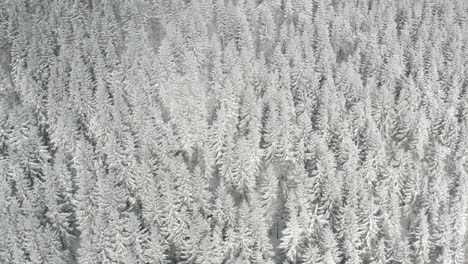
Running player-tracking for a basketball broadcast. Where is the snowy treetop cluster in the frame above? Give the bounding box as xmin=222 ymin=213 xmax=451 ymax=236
xmin=0 ymin=0 xmax=468 ymax=263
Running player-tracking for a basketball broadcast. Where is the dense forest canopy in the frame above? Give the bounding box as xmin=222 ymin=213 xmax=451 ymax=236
xmin=0 ymin=0 xmax=468 ymax=263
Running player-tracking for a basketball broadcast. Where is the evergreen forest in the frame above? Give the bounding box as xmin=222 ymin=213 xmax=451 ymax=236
xmin=0 ymin=0 xmax=468 ymax=263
